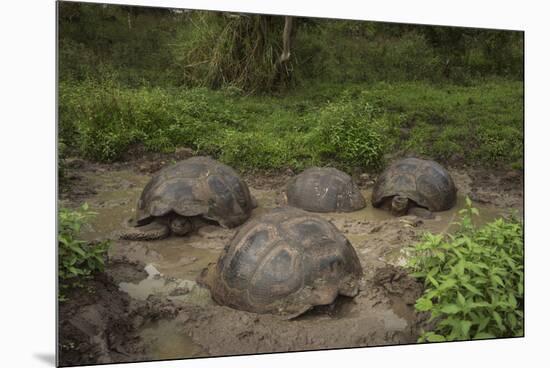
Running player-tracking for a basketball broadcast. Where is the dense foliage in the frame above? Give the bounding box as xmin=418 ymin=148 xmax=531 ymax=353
xmin=59 ymin=79 xmax=523 ymax=170
xmin=58 ymin=204 xmax=110 ymax=300
xmin=407 ymin=199 xmax=524 ymax=341
xmin=59 ymin=3 xmax=523 ymax=90
xmin=58 ymin=3 xmax=524 ymax=171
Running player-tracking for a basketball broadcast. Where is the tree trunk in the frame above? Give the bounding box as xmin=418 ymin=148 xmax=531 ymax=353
xmin=279 ymin=16 xmax=293 ymax=63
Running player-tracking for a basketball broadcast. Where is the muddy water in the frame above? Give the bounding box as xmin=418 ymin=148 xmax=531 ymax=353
xmin=75 ymin=170 xmax=505 ymax=281
xmin=139 ymin=319 xmax=206 ymax=360
xmin=67 ymin=167 xmax=512 ymax=360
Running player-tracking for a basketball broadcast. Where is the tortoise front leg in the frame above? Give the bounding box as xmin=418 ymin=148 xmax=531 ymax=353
xmin=119 ymin=219 xmax=170 ymax=241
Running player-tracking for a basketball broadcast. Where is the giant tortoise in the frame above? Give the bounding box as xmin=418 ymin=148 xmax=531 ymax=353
xmin=120 ymin=156 xmax=257 ymax=240
xmin=285 ymin=167 xmax=366 ymax=213
xmin=372 ymin=157 xmax=457 ymax=218
xmin=198 ymin=207 xmax=363 ymax=316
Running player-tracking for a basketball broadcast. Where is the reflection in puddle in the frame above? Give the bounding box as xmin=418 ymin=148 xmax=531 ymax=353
xmin=139 ymin=319 xmax=206 ymax=360
xmin=119 ymin=264 xmax=213 ymax=305
xmin=77 ymin=170 xmax=508 ymax=282
xmin=140 ymin=238 xmax=221 ymax=280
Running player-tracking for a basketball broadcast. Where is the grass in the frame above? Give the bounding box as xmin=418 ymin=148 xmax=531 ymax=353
xmin=359 ymin=80 xmax=524 ymax=167
xmin=59 ymin=78 xmax=523 ymax=172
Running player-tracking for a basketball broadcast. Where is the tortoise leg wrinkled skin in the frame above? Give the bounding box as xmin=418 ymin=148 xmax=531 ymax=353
xmin=169 ymin=216 xmax=193 ymax=236
xmin=250 ymin=195 xmax=259 ymax=209
xmin=119 ymin=219 xmax=170 ymax=241
xmin=408 ymin=206 xmax=435 ymax=219
xmin=390 ymin=195 xmax=410 ymax=216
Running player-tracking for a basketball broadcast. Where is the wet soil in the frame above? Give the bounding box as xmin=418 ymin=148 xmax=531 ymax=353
xmin=58 ymin=156 xmax=523 ymax=365
xmin=58 ymin=261 xmax=147 ymax=366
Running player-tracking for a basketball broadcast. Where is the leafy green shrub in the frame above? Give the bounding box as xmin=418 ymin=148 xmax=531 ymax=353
xmin=58 ymin=204 xmax=109 ymax=300
xmin=359 ymin=81 xmax=524 ymax=166
xmin=474 ymin=125 xmax=523 ymax=164
xmin=311 ymin=93 xmax=386 ymax=170
xmin=216 ymin=130 xmax=287 ymax=170
xmin=59 ymin=82 xmax=239 ymax=161
xmin=59 ymin=80 xmax=522 ymax=170
xmin=407 ymin=199 xmax=524 ymax=342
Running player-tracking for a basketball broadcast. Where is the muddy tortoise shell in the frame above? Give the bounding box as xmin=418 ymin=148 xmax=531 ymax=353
xmin=135 ymin=156 xmax=255 ymax=228
xmin=371 ymin=158 xmax=457 ymax=212
xmin=199 ymin=207 xmax=363 ymax=316
xmin=285 ymin=167 xmax=366 ymax=213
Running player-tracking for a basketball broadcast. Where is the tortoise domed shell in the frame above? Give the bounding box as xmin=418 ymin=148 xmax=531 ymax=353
xmin=285 ymin=167 xmax=366 ymax=213
xmin=372 ymin=158 xmax=457 ymax=212
xmin=198 ymin=207 xmax=363 ymax=316
xmin=136 ymin=156 xmax=255 ymax=228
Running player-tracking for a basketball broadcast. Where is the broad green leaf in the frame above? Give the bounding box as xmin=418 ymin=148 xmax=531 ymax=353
xmin=508 ymin=294 xmax=517 ymax=307
xmin=415 ymin=298 xmax=433 ymax=312
xmin=427 ymin=275 xmax=440 ymax=288
xmin=491 ymin=275 xmax=505 ymax=288
xmin=439 ymin=278 xmax=457 ymax=291
xmin=492 ymin=311 xmax=505 ymax=331
xmin=456 ymin=259 xmax=465 ymax=276
xmin=463 ymin=282 xmax=483 ymax=296
xmin=426 ymin=333 xmax=446 ymax=342
xmin=459 ymin=320 xmax=472 ymax=337
xmin=470 ymin=301 xmax=491 ymax=309
xmin=71 ymin=245 xmax=86 ymax=257
xmin=440 ymin=304 xmax=461 ymax=314
xmin=457 ymin=291 xmax=466 ymax=307
xmin=507 ymin=312 xmax=517 ymax=328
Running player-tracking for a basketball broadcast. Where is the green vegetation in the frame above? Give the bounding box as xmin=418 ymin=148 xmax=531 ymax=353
xmin=58 ymin=204 xmax=110 ymax=300
xmin=58 ymin=3 xmax=524 ymax=171
xmin=360 ymin=81 xmax=524 ymax=167
xmin=57 ymin=5 xmax=525 ymax=345
xmin=59 ymin=4 xmax=523 ymax=89
xmin=407 ymin=199 xmax=524 ymax=342
xmin=59 ymin=79 xmax=523 ymax=171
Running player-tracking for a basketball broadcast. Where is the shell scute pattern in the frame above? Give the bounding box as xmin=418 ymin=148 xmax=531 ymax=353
xmin=200 ymin=207 xmax=363 ymax=316
xmin=285 ymin=167 xmax=366 ymax=213
xmin=136 ymin=156 xmax=255 ymax=227
xmin=372 ymin=157 xmax=457 ymax=212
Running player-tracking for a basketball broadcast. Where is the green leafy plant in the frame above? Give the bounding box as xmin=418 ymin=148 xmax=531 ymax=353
xmin=58 ymin=203 xmax=110 ymax=300
xmin=311 ymin=93 xmax=386 ymax=170
xmin=407 ymin=198 xmax=524 ymax=342
xmin=59 ymin=80 xmax=523 ymax=170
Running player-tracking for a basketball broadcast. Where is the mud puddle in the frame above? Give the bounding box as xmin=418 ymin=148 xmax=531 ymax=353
xmin=139 ymin=319 xmax=206 ymax=360
xmin=119 ymin=264 xmax=213 ymax=305
xmin=69 ymin=169 xmax=508 ymax=275
xmin=60 ymin=161 xmax=522 ymax=362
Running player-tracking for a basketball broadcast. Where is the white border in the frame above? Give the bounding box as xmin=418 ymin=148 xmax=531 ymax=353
xmin=2 ymin=1 xmax=549 ymax=368
xmin=69 ymin=0 xmax=528 ymax=30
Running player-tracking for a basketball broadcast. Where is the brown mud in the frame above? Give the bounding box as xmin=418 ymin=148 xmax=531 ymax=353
xmin=58 ymin=155 xmax=523 ymax=365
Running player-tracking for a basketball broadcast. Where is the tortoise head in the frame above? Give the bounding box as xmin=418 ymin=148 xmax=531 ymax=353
xmin=169 ymin=216 xmax=193 ymax=236
xmin=196 ymin=262 xmax=218 ymax=289
xmin=391 ymin=195 xmax=409 ymax=216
